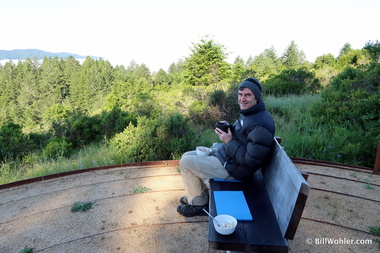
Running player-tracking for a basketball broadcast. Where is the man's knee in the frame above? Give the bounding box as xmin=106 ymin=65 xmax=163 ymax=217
xmin=179 ymin=155 xmax=195 ymax=170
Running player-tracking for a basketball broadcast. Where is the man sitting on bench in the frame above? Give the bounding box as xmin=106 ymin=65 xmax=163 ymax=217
xmin=177 ymin=78 xmax=276 ymax=217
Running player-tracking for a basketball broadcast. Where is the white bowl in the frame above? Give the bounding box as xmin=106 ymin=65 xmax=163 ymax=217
xmin=196 ymin=146 xmax=211 ymax=156
xmin=213 ymin=214 xmax=238 ymax=235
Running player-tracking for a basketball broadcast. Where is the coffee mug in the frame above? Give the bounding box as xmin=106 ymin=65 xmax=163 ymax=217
xmin=215 ymin=121 xmax=230 ymax=133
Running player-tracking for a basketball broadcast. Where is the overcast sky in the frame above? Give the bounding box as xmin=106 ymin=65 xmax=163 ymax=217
xmin=2 ymin=0 xmax=379 ymax=71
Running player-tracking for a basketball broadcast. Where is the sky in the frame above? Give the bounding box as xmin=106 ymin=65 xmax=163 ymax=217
xmin=1 ymin=0 xmax=379 ymax=72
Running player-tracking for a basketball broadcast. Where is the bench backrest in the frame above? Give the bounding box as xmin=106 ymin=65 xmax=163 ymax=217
xmin=261 ymin=138 xmax=310 ymax=240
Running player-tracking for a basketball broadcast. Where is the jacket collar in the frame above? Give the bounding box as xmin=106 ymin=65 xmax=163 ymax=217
xmin=240 ymin=100 xmax=266 ymax=116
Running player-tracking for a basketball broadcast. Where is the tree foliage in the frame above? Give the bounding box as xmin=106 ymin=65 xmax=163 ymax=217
xmin=111 ymin=113 xmax=196 ymax=162
xmin=0 ymin=38 xmax=378 ymax=169
xmin=264 ymin=67 xmax=320 ymax=96
xmin=282 ymin=41 xmax=306 ymax=68
xmin=364 ymin=40 xmax=380 ymax=63
xmin=248 ymin=47 xmax=283 ymax=81
xmin=0 ymin=122 xmax=40 ymax=160
xmin=182 ymin=37 xmax=232 ymax=86
xmin=338 ymin=43 xmax=353 ymax=58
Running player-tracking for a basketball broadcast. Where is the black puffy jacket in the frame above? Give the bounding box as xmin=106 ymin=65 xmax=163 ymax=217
xmin=214 ymin=101 xmax=275 ymax=180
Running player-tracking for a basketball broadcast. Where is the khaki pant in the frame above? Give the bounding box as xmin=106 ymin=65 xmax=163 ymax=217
xmin=179 ymin=151 xmax=234 ymax=206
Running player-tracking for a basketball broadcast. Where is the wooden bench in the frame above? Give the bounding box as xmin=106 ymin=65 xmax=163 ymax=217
xmin=207 ymin=137 xmax=310 ymax=253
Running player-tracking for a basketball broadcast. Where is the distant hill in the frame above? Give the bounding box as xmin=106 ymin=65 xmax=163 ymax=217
xmin=0 ymin=49 xmax=100 ymax=60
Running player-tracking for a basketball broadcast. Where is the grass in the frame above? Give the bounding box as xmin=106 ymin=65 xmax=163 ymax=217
xmin=133 ymin=186 xmax=152 ymax=193
xmin=19 ymin=248 xmax=34 ymax=253
xmin=70 ymin=201 xmax=95 ymax=212
xmin=0 ymin=141 xmax=115 ymax=185
xmin=369 ymin=226 xmax=380 ymax=249
xmin=369 ymin=226 xmax=380 ymax=235
xmin=364 ymin=184 xmax=375 ymax=190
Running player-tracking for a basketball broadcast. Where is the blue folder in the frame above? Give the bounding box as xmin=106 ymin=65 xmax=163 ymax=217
xmin=214 ymin=191 xmax=253 ymax=221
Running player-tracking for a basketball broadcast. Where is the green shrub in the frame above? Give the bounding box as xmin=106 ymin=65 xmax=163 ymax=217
xmin=188 ymin=100 xmax=208 ymax=124
xmin=98 ymin=106 xmax=137 ymax=137
xmin=110 ymin=113 xmax=197 ymax=163
xmin=70 ymin=115 xmax=101 ymax=147
xmin=43 ymin=103 xmax=70 ymax=125
xmin=110 ymin=117 xmax=158 ymax=163
xmin=315 ymin=64 xmax=379 ymax=127
xmin=43 ymin=136 xmax=72 ymax=159
xmin=264 ymin=67 xmax=320 ymax=96
xmin=310 ymin=63 xmax=379 ymax=167
xmin=52 ymin=107 xmax=137 ymax=149
xmin=0 ymin=122 xmax=40 ymax=161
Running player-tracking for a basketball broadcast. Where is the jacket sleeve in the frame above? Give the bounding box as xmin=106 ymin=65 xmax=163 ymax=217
xmin=226 ymin=125 xmax=274 ymax=168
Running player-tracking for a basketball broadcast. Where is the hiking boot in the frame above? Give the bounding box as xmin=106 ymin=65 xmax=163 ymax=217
xmin=179 ymin=196 xmax=188 ymax=205
xmin=177 ymin=204 xmax=208 ymax=217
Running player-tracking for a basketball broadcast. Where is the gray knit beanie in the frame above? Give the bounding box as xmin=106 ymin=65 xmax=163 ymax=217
xmin=238 ymin=78 xmax=262 ymax=102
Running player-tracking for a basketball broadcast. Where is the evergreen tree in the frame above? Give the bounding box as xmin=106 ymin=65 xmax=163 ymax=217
xmin=36 ymin=56 xmax=65 ymax=116
xmin=250 ymin=47 xmax=282 ymax=80
xmin=69 ymin=57 xmax=114 ymax=113
xmin=282 ymin=41 xmax=306 ymax=68
xmin=61 ymin=56 xmax=81 ymax=102
xmin=153 ymin=69 xmax=169 ymax=86
xmin=113 ymin=64 xmax=128 ymax=82
xmin=364 ymin=40 xmax=380 ymax=63
xmin=167 ymin=60 xmax=183 ymax=85
xmin=0 ymin=61 xmax=18 ymax=124
xmin=231 ymin=56 xmax=246 ymax=83
xmin=338 ymin=43 xmax=352 ymax=58
xmin=182 ymin=37 xmax=232 ymax=86
xmin=15 ymin=59 xmax=41 ymax=127
xmin=135 ymin=63 xmax=151 ymax=81
xmin=244 ymin=55 xmax=256 ymax=79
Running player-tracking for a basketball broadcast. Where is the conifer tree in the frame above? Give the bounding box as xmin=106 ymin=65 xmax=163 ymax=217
xmin=364 ymin=40 xmax=380 ymax=63
xmin=282 ymin=41 xmax=306 ymax=68
xmin=0 ymin=61 xmax=18 ymax=124
xmin=338 ymin=43 xmax=352 ymax=58
xmin=182 ymin=37 xmax=232 ymax=86
xmin=15 ymin=59 xmax=41 ymax=127
xmin=231 ymin=56 xmax=246 ymax=82
xmin=37 ymin=56 xmax=65 ymax=114
xmin=69 ymin=57 xmax=114 ymax=113
xmin=250 ymin=47 xmax=282 ymax=80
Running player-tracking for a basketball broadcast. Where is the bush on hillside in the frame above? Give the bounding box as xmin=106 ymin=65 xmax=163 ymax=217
xmin=264 ymin=67 xmax=321 ymax=96
xmin=110 ymin=113 xmax=196 ymax=163
xmin=43 ymin=136 xmax=72 ymax=159
xmin=50 ymin=107 xmax=137 ymax=148
xmin=312 ymin=63 xmax=379 ymax=127
xmin=0 ymin=122 xmax=40 ymax=161
xmin=311 ymin=63 xmax=380 ymax=167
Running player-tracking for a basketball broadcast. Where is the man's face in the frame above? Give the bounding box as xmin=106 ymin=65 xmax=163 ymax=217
xmin=238 ymin=88 xmax=257 ymax=111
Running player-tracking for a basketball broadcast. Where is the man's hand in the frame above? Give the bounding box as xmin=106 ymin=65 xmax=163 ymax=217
xmin=215 ymin=127 xmax=232 ymax=145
